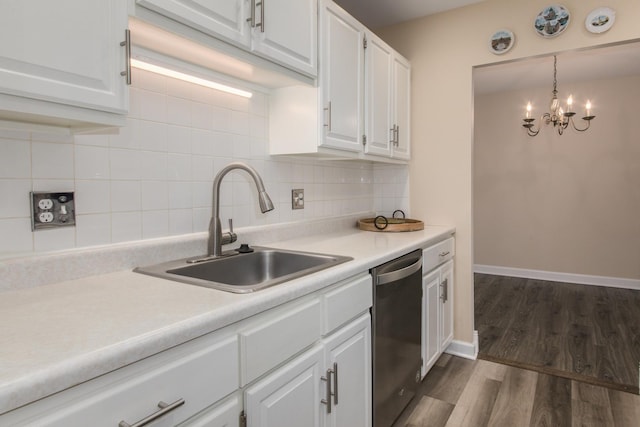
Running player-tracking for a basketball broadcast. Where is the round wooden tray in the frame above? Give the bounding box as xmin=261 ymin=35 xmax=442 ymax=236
xmin=358 ymin=217 xmax=424 ymax=232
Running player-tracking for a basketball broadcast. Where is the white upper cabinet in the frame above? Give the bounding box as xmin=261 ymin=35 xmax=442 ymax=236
xmin=0 ymin=0 xmax=129 ymax=127
xmin=136 ymin=0 xmax=317 ymax=78
xmin=392 ymin=53 xmax=411 ymax=160
xmin=319 ymin=0 xmax=365 ymax=152
xmin=269 ymin=0 xmax=410 ymax=163
xmin=136 ymin=0 xmax=251 ymax=46
xmin=364 ymin=33 xmax=410 ymax=160
xmin=250 ymin=0 xmax=317 ymax=77
xmin=363 ymin=35 xmax=393 ymax=157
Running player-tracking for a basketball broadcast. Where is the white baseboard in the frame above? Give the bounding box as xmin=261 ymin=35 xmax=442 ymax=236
xmin=444 ymin=330 xmax=478 ymax=360
xmin=474 ymin=264 xmax=640 ymax=291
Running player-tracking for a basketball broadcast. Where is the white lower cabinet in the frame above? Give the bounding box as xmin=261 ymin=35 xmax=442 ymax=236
xmin=0 ymin=273 xmax=373 ymax=427
xmin=421 ymin=238 xmax=455 ymax=378
xmin=0 ymin=328 xmax=239 ymax=427
xmin=179 ymin=392 xmax=242 ymax=427
xmin=244 ymin=312 xmax=371 ymax=427
xmin=322 ymin=313 xmax=371 ymax=427
xmin=244 ymin=344 xmax=325 ymax=427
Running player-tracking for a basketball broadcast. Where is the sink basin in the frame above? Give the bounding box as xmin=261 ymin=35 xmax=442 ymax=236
xmin=134 ymin=247 xmax=352 ymax=293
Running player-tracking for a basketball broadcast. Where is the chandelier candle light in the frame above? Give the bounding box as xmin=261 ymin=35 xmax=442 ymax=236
xmin=522 ymin=55 xmax=596 ymax=136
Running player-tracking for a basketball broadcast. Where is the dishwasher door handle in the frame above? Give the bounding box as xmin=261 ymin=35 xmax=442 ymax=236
xmin=376 ymin=258 xmax=422 ymax=285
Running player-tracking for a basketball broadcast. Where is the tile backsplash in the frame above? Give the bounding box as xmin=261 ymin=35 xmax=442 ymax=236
xmin=0 ymin=68 xmax=408 ymax=258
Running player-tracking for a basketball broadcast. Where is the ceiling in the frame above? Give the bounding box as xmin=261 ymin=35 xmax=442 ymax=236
xmin=332 ymin=0 xmax=640 ymax=95
xmin=333 ymin=0 xmax=484 ymax=29
xmin=474 ymin=42 xmax=640 ymax=95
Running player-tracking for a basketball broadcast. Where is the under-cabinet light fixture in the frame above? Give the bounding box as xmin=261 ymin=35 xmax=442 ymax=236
xmin=130 ymin=58 xmax=253 ymax=98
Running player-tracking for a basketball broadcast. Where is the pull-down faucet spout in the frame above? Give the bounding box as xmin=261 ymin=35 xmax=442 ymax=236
xmin=208 ymin=162 xmax=274 ymax=257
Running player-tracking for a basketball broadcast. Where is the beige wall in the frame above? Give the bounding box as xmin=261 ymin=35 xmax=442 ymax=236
xmin=474 ymin=74 xmax=640 ymax=279
xmin=379 ymin=0 xmax=640 ymax=344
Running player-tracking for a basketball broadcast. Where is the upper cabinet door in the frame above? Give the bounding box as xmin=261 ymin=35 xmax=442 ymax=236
xmin=364 ymin=34 xmax=393 ymax=157
xmin=320 ymin=0 xmax=365 ymax=152
xmin=392 ymin=54 xmax=411 ymax=160
xmin=136 ymin=0 xmax=251 ymax=47
xmin=250 ymin=0 xmax=317 ymax=77
xmin=0 ymin=0 xmax=128 ymax=113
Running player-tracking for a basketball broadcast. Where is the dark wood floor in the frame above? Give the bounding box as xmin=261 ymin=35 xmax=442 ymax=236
xmin=393 ymin=354 xmax=640 ymax=427
xmin=474 ymin=274 xmax=640 ymax=394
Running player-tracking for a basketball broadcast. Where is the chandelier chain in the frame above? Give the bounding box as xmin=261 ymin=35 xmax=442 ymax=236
xmin=552 ymin=55 xmax=557 ymax=96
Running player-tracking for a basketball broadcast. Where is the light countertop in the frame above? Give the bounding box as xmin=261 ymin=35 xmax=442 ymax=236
xmin=0 ymin=225 xmax=454 ymax=415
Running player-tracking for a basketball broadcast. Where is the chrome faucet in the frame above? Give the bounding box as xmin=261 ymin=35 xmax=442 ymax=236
xmin=206 ymin=162 xmax=274 ymax=258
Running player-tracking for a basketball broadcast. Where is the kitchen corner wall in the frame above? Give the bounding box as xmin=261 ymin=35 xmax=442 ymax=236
xmin=0 ymin=68 xmax=408 ymax=258
xmin=379 ymin=0 xmax=640 ymax=344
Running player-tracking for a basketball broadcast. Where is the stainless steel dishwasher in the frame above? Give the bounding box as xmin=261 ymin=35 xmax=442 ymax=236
xmin=371 ymin=249 xmax=423 ymax=427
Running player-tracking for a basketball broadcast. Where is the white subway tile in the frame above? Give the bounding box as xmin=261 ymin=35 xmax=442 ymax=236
xmin=211 ymin=106 xmax=232 ymax=132
xmin=138 ymin=90 xmax=167 ymax=122
xmin=0 ymin=218 xmax=32 ymax=253
xmin=34 ymin=227 xmax=75 ymax=253
xmin=74 ymin=133 xmax=109 ymax=147
xmin=140 ymin=151 xmax=168 ymax=181
xmin=191 ymin=101 xmax=213 ymax=130
xmin=135 ymin=120 xmax=168 ymax=152
xmin=75 ymin=180 xmax=110 ymax=214
xmin=142 ymin=210 xmax=169 ymax=239
xmin=0 ymin=179 xmax=31 ymax=218
xmin=169 ymin=209 xmax=192 ymax=235
xmin=109 ymin=119 xmax=137 ymax=149
xmin=166 ymin=96 xmax=191 ymax=126
xmin=111 ymin=211 xmax=142 ymax=243
xmin=167 ymin=125 xmax=192 ymax=153
xmin=167 ymin=153 xmax=192 ymax=181
xmin=192 ymin=207 xmax=210 ymax=232
xmin=168 ymin=181 xmax=192 ymax=209
xmin=111 ymin=181 xmax=141 ymax=212
xmin=75 ymin=145 xmax=110 ymax=180
xmin=75 ymin=213 xmax=111 ymax=247
xmin=32 ymin=180 xmax=74 ymax=192
xmin=192 ymin=156 xmax=214 ymax=182
xmin=110 ymin=149 xmax=141 ymax=180
xmin=141 ymin=181 xmax=169 ymax=211
xmin=230 ymin=111 xmax=250 ymax=135
xmin=31 ymin=142 xmax=74 ymax=180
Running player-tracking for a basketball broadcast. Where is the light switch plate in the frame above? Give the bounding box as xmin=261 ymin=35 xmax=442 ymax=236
xmin=292 ymin=189 xmax=304 ymax=210
xmin=31 ymin=191 xmax=76 ymax=231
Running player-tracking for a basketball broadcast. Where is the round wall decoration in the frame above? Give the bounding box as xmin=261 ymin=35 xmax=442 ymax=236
xmin=489 ymin=29 xmax=515 ymax=55
xmin=534 ymin=4 xmax=571 ymax=38
xmin=585 ymin=7 xmax=616 ymax=34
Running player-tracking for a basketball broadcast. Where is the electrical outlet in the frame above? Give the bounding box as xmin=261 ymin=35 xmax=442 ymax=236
xmin=31 ymin=191 xmax=76 ymax=231
xmin=292 ymin=189 xmax=304 ymax=210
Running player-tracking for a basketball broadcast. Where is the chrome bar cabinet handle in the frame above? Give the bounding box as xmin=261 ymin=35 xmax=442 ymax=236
xmin=324 ymin=102 xmax=332 ymax=130
xmin=246 ymin=0 xmax=256 ymax=27
xmin=321 ymin=367 xmax=334 ymax=413
xmin=333 ymin=362 xmax=338 ymax=405
xmin=118 ymin=398 xmax=185 ymax=427
xmin=257 ymin=0 xmax=265 ymax=33
xmin=120 ymin=29 xmax=131 ymax=85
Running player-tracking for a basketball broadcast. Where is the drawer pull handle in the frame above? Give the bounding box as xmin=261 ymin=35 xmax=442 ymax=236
xmin=439 ymin=251 xmax=450 ymax=257
xmin=333 ymin=362 xmax=339 ymax=405
xmin=321 ymin=367 xmax=334 ymax=413
xmin=119 ymin=398 xmax=185 ymax=427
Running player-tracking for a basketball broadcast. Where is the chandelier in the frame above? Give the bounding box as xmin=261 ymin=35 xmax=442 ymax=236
xmin=522 ymin=55 xmax=596 ymax=136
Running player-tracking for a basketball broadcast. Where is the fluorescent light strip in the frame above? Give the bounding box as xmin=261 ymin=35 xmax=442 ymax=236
xmin=130 ymin=58 xmax=253 ymax=98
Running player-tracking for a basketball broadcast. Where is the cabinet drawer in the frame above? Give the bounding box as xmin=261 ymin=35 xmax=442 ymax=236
xmin=423 ymin=237 xmax=454 ymax=272
xmin=1 ymin=330 xmax=239 ymax=427
xmin=322 ymin=273 xmax=372 ymax=335
xmin=240 ymin=297 xmax=322 ymax=386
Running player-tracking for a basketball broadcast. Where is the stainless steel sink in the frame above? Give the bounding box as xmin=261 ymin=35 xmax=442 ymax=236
xmin=134 ymin=247 xmax=352 ymax=293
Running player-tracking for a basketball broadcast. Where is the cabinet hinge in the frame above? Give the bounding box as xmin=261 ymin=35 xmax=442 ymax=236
xmin=240 ymin=410 xmax=247 ymax=427
xmin=363 ymin=35 xmax=367 ymax=49
xmin=362 ymin=135 xmax=367 ymax=145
